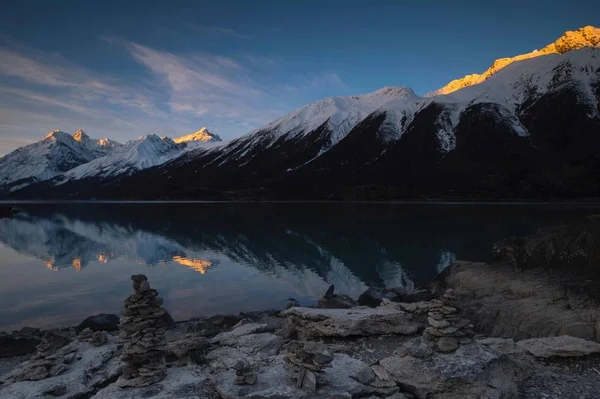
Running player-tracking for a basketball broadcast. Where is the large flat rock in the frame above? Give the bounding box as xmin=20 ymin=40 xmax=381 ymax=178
xmin=283 ymin=306 xmax=423 ymax=338
xmin=516 ymin=335 xmax=600 ymax=358
xmin=380 ymin=342 xmax=520 ymax=398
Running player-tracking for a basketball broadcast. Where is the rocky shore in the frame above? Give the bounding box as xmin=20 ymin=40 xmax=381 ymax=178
xmin=2 ymin=215 xmax=600 ymax=398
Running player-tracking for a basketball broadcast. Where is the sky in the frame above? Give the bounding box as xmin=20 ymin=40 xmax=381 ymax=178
xmin=0 ymin=0 xmax=598 ymax=155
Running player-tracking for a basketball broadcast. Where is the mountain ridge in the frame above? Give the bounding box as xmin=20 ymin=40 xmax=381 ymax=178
xmin=431 ymin=25 xmax=600 ymax=96
xmin=3 ymin=26 xmax=600 ymax=200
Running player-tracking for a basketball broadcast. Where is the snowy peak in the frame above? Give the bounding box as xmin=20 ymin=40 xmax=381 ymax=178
xmin=251 ymin=86 xmax=419 ymax=146
xmin=72 ymin=129 xmax=90 ymax=142
xmin=432 ymin=25 xmax=600 ymax=95
xmin=61 ymin=134 xmax=185 ymax=182
xmin=43 ymin=129 xmax=71 ymax=141
xmin=174 ymin=127 xmax=222 ymax=144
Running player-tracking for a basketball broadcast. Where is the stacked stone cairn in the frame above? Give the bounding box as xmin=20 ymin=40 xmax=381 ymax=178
xmin=355 ymin=364 xmax=399 ymax=396
xmin=232 ymin=360 xmax=257 ymax=385
xmin=423 ymin=288 xmax=473 ymax=353
xmin=283 ymin=341 xmax=333 ymax=392
xmin=117 ymin=274 xmax=168 ymax=387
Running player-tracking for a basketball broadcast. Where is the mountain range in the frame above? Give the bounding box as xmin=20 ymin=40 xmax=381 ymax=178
xmin=3 ymin=26 xmax=600 ymax=200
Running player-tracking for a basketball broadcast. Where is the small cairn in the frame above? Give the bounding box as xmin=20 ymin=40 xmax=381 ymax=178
xmin=423 ymin=289 xmax=473 ymax=353
xmin=117 ymin=274 xmax=168 ymax=387
xmin=283 ymin=341 xmax=333 ymax=392
xmin=355 ymin=364 xmax=399 ymax=396
xmin=232 ymin=360 xmax=257 ymax=385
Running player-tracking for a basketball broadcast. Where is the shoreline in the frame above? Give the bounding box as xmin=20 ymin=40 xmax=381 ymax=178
xmin=2 ymin=261 xmax=600 ymax=398
xmin=2 ymin=212 xmax=600 ymax=398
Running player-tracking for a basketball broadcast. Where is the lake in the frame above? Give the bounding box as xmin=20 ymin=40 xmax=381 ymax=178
xmin=1 ymin=202 xmax=599 ymax=331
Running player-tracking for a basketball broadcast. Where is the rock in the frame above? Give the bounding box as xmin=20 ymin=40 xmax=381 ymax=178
xmin=516 ymin=335 xmax=600 ymax=358
xmin=318 ymin=294 xmax=357 ymax=309
xmin=18 ymin=326 xmax=40 ymax=336
xmin=478 ymin=338 xmax=524 ymax=355
xmin=163 ymin=309 xmax=176 ymax=330
xmin=75 ymin=313 xmax=120 ymax=333
xmin=358 ymin=287 xmax=405 ymax=307
xmin=283 ymin=306 xmax=423 ymax=338
xmin=492 ymin=214 xmax=600 ymax=271
xmin=355 ymin=366 xmax=376 ymax=384
xmin=14 ymin=365 xmax=50 ymax=381
xmin=90 ymin=331 xmax=108 ymax=347
xmin=210 ymin=323 xmax=268 ymax=345
xmin=396 ymin=288 xmax=433 ymax=303
xmin=0 ymin=335 xmax=40 ymax=358
xmin=36 ymin=332 xmax=71 ymax=357
xmin=436 ymin=337 xmax=459 ymax=353
xmin=324 ymin=284 xmax=335 ymax=298
xmin=428 ymin=317 xmax=450 ymax=328
xmin=44 ymin=383 xmax=67 ymax=396
xmin=214 ymin=352 xmax=382 ymax=399
xmin=394 ymin=337 xmax=434 ymax=359
xmin=117 ymin=274 xmax=167 ymax=387
xmin=559 ymin=322 xmax=596 ymax=341
xmin=286 ymin=298 xmax=300 ymax=309
xmin=166 ymin=334 xmax=210 ymax=362
xmin=380 ymin=342 xmax=520 ymax=398
xmin=430 ymin=260 xmax=600 ymax=342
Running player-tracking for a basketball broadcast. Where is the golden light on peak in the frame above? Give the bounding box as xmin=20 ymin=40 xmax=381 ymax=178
xmin=97 ymin=253 xmax=109 ymax=263
xmin=72 ymin=257 xmax=82 ymax=271
xmin=172 ymin=256 xmax=212 ymax=274
xmin=43 ymin=257 xmax=58 ymax=271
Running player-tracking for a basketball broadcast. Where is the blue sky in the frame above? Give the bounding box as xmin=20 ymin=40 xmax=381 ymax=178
xmin=0 ymin=0 xmax=598 ymax=154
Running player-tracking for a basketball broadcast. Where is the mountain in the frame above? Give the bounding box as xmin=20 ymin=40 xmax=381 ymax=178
xmin=7 ymin=26 xmax=600 ymax=200
xmin=58 ymin=134 xmax=184 ymax=182
xmin=173 ymin=127 xmax=222 ymax=144
xmin=0 ymin=129 xmax=122 ymax=191
xmin=432 ymin=25 xmax=600 ymax=95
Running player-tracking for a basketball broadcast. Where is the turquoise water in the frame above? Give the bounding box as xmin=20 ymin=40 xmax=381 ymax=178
xmin=0 ymin=202 xmax=598 ymax=331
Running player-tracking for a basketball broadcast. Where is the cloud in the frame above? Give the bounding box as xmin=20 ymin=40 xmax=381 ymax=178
xmin=182 ymin=23 xmax=250 ymax=39
xmin=0 ymin=37 xmax=353 ymax=155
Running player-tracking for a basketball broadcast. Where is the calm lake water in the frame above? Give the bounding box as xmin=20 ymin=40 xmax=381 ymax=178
xmin=1 ymin=202 xmax=599 ymax=331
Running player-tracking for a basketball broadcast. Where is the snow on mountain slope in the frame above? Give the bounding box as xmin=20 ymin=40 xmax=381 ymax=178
xmin=173 ymin=127 xmax=222 ymax=144
xmin=428 ymin=47 xmax=600 ymax=150
xmin=60 ymin=134 xmax=184 ymax=182
xmin=0 ymin=129 xmax=122 ymax=189
xmin=431 ymin=25 xmax=600 ymax=95
xmin=246 ymin=86 xmax=419 ymax=145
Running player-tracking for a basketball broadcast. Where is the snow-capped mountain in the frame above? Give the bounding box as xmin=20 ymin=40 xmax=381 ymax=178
xmin=431 ymin=25 xmax=600 ymax=95
xmin=6 ymin=26 xmax=600 ymax=200
xmin=59 ymin=134 xmax=184 ymax=182
xmin=173 ymin=127 xmax=222 ymax=144
xmin=0 ymin=129 xmax=122 ymax=191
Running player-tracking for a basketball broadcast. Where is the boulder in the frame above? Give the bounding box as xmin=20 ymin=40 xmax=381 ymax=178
xmin=283 ymin=306 xmax=423 ymax=338
xmin=210 ymin=323 xmax=268 ymax=345
xmin=430 ymin=261 xmax=600 ymax=342
xmin=75 ymin=314 xmax=120 ymax=333
xmin=396 ymin=288 xmax=433 ymax=303
xmin=358 ymin=287 xmax=405 ymax=307
xmin=90 ymin=331 xmax=108 ymax=347
xmin=166 ymin=334 xmax=210 ymax=362
xmin=318 ymin=284 xmax=357 ymax=309
xmin=516 ymin=335 xmax=600 ymax=358
xmin=0 ymin=335 xmax=41 ymax=358
xmin=380 ymin=342 xmax=520 ymax=398
xmin=318 ymin=294 xmax=357 ymax=309
xmin=492 ymin=214 xmax=600 ymax=273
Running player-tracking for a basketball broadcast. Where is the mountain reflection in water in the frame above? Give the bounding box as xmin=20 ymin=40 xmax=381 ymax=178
xmin=0 ymin=202 xmax=598 ymax=330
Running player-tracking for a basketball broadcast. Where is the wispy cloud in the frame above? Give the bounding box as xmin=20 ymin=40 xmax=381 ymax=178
xmin=182 ymin=23 xmax=250 ymax=39
xmin=0 ymin=37 xmax=352 ymax=155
